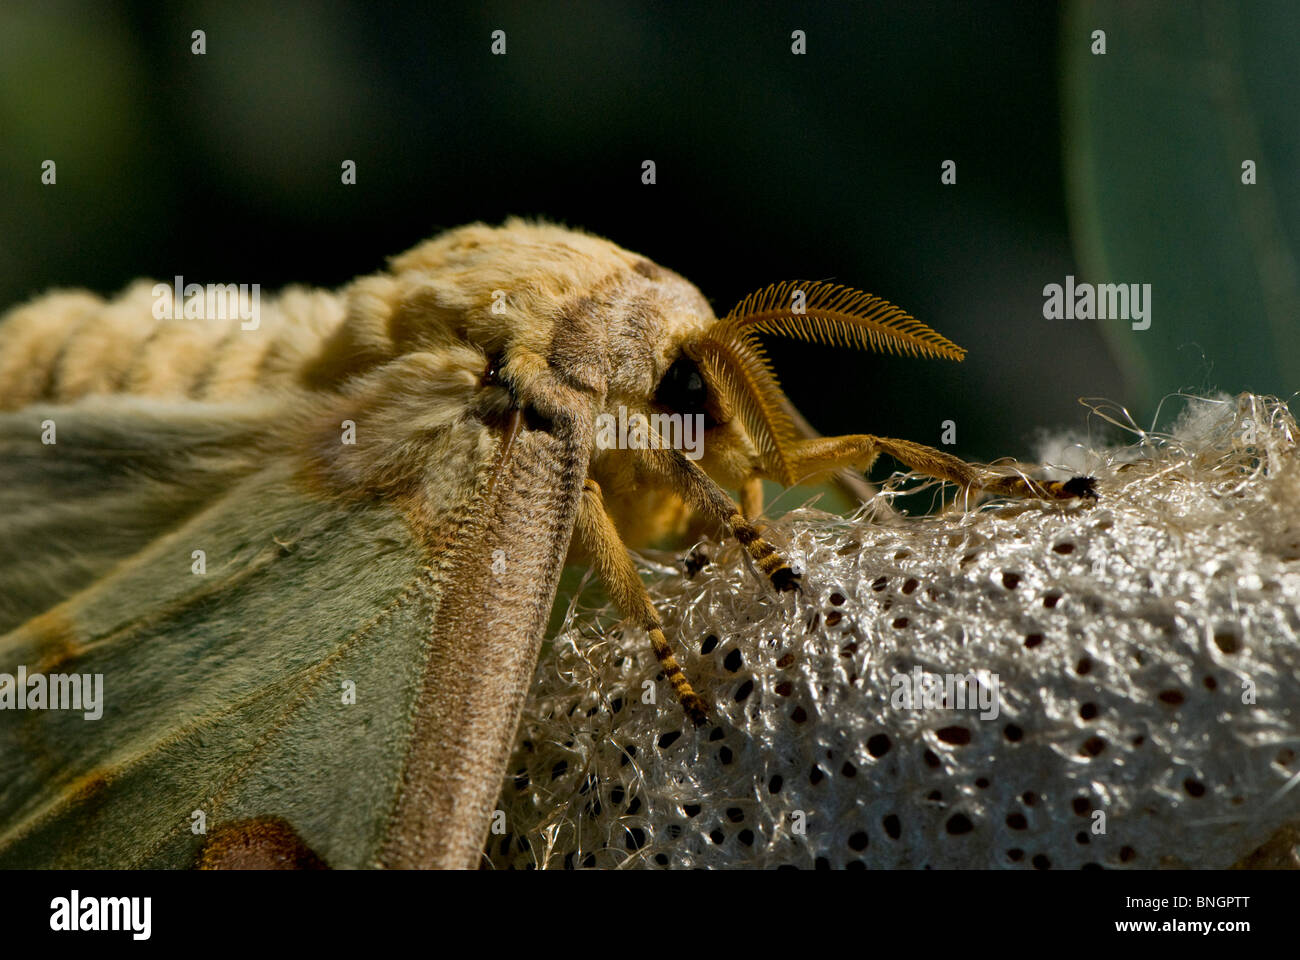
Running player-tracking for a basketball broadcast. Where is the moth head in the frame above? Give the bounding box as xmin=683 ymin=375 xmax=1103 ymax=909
xmin=656 ymin=280 xmax=967 ymax=487
xmin=303 ymin=222 xmax=965 ymax=498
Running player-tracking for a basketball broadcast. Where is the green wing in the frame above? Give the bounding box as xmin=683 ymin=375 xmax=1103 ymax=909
xmin=0 ymin=391 xmax=586 ymax=868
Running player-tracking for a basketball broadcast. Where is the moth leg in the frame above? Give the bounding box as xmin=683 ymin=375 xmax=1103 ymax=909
xmin=645 ymin=450 xmax=800 ymax=593
xmin=577 ymin=479 xmax=709 ymax=726
xmin=740 ymin=476 xmax=764 ymax=522
xmin=780 ymin=435 xmax=1098 ymax=501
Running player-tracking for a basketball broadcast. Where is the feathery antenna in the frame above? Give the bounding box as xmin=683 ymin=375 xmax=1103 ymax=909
xmin=687 ymin=280 xmax=965 ymax=485
xmin=717 ymin=280 xmax=965 ymax=360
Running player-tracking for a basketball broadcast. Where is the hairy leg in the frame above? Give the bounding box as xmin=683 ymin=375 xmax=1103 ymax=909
xmin=740 ymin=476 xmax=764 ymax=521
xmin=780 ymin=435 xmax=1097 ymax=501
xmin=644 ymin=450 xmax=801 ymax=593
xmin=575 ymin=478 xmax=709 ymax=725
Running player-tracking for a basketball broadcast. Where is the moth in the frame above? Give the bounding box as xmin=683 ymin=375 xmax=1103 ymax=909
xmin=0 ymin=220 xmax=1094 ymax=870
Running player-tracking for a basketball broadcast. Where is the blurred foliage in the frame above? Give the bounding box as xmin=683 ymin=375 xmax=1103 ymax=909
xmin=1064 ymin=0 xmax=1300 ymax=415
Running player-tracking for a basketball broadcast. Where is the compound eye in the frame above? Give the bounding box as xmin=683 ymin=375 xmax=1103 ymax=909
xmin=479 ymin=353 xmax=503 ymax=387
xmin=655 ymin=354 xmax=710 ymax=417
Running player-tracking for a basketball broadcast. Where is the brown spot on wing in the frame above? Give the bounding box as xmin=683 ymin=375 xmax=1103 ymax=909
xmin=63 ymin=768 xmax=114 ymax=814
xmin=25 ymin=609 xmax=84 ymax=674
xmin=197 ymin=816 xmax=330 ymax=869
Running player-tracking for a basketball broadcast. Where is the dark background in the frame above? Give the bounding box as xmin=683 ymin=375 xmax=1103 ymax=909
xmin=4 ymin=1 xmax=1289 ymax=471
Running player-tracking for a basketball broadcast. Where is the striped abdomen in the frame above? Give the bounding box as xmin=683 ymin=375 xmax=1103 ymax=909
xmin=0 ymin=281 xmax=346 ymax=410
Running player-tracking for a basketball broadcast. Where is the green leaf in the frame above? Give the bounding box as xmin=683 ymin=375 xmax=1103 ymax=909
xmin=1063 ymin=0 xmax=1300 ymax=416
